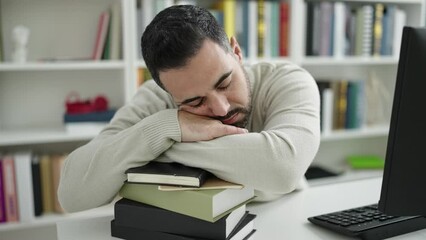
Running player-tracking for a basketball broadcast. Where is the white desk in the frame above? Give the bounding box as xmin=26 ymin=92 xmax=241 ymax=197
xmin=56 ymin=177 xmax=426 ymax=240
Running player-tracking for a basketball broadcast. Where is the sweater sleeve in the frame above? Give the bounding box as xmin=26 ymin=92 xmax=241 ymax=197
xmin=163 ymin=63 xmax=321 ymax=201
xmin=58 ymin=81 xmax=181 ymax=212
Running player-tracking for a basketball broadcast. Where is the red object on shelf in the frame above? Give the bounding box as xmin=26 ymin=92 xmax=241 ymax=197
xmin=65 ymin=92 xmax=109 ymax=114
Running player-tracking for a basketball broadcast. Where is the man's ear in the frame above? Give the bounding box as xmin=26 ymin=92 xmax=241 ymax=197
xmin=230 ymin=36 xmax=243 ymax=63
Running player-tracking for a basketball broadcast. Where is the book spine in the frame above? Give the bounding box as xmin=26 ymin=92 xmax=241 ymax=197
xmin=31 ymin=155 xmax=43 ymax=216
xmin=257 ymin=0 xmax=265 ymax=57
xmin=2 ymin=155 xmax=19 ymax=222
xmin=0 ymin=160 xmax=6 ymax=222
xmin=248 ymin=0 xmax=258 ymax=59
xmin=333 ymin=2 xmax=346 ymax=58
xmin=223 ymin=0 xmax=236 ymax=38
xmin=322 ymin=87 xmax=334 ymax=134
xmin=40 ymin=155 xmax=54 ymax=213
xmin=92 ymin=11 xmax=110 ymax=60
xmin=372 ymin=4 xmax=384 ymax=56
xmin=13 ymin=151 xmax=35 ymax=222
xmin=392 ymin=7 xmax=406 ymax=57
xmin=280 ymin=2 xmax=290 ymax=56
xmin=51 ymin=154 xmax=66 ymax=213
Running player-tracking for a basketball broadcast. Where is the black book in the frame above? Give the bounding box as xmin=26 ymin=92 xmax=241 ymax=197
xmin=125 ymin=160 xmax=210 ymax=187
xmin=111 ymin=213 xmax=256 ymax=240
xmin=114 ymin=198 xmax=247 ymax=240
xmin=31 ymin=155 xmax=43 ymax=216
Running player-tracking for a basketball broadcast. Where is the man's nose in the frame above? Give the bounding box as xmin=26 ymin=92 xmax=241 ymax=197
xmin=207 ymin=93 xmax=230 ymax=117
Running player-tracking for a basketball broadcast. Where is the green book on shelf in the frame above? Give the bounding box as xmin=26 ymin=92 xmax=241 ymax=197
xmin=119 ymin=182 xmax=255 ymax=222
xmin=347 ymin=155 xmax=385 ymax=169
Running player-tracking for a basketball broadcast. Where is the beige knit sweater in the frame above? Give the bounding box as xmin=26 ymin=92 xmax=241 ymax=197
xmin=58 ymin=62 xmax=320 ymax=212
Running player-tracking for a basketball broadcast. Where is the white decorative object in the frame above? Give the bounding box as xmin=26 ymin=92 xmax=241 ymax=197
xmin=12 ymin=25 xmax=30 ymax=63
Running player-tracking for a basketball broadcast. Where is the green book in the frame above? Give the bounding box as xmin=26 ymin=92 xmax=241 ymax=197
xmin=119 ymin=182 xmax=255 ymax=222
xmin=347 ymin=155 xmax=385 ymax=169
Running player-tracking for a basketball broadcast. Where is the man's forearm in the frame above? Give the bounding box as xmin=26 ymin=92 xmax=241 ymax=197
xmin=58 ymin=109 xmax=181 ymax=212
xmin=164 ymin=125 xmax=320 ymax=198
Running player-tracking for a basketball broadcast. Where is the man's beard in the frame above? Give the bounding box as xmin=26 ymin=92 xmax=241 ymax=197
xmin=215 ymin=66 xmax=252 ymax=128
xmin=215 ymin=107 xmax=251 ymax=128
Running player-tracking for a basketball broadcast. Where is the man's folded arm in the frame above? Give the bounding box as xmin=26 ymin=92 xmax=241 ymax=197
xmin=58 ymin=83 xmax=180 ymax=213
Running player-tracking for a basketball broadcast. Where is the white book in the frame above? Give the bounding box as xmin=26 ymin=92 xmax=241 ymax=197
xmin=248 ymin=0 xmax=258 ymax=60
xmin=13 ymin=151 xmax=35 ymax=222
xmin=392 ymin=7 xmax=406 ymax=57
xmin=333 ymin=2 xmax=346 ymax=58
xmin=322 ymin=88 xmax=334 ymax=135
xmin=362 ymin=5 xmax=374 ymax=56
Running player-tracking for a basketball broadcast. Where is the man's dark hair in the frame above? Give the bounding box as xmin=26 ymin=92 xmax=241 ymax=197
xmin=141 ymin=5 xmax=231 ymax=89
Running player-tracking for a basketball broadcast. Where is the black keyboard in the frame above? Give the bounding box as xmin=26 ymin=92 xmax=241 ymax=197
xmin=308 ymin=204 xmax=426 ymax=239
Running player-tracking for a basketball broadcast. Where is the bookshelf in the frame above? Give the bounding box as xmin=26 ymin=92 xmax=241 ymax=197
xmin=0 ymin=0 xmax=424 ymax=238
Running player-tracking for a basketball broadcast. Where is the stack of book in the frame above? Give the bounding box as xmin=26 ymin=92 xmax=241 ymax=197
xmin=111 ymin=160 xmax=257 ymax=240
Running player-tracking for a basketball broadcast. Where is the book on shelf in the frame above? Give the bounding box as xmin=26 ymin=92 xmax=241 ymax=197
xmin=372 ymin=3 xmax=385 ymax=56
xmin=63 ymin=109 xmax=116 ymax=123
xmin=279 ymin=1 xmax=290 ymax=57
xmin=31 ymin=154 xmax=43 ymax=217
xmin=0 ymin=159 xmax=6 ymax=223
xmin=114 ymin=198 xmax=248 ymax=240
xmin=1 ymin=155 xmax=19 ymax=222
xmin=40 ymin=154 xmax=54 ymax=213
xmin=317 ymin=79 xmax=366 ymax=133
xmin=305 ymin=2 xmax=406 ymax=57
xmin=119 ymin=182 xmax=255 ymax=222
xmin=92 ymin=11 xmax=110 ymax=60
xmin=13 ymin=151 xmax=35 ymax=222
xmin=125 ymin=161 xmax=210 ymax=187
xmin=223 ymin=0 xmax=236 ymax=40
xmin=247 ymin=0 xmax=258 ymax=59
xmin=111 ymin=213 xmax=256 ymax=240
xmin=51 ymin=154 xmax=67 ymax=213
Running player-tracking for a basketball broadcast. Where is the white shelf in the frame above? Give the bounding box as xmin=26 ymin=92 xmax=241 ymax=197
xmin=0 ymin=61 xmax=125 ymax=72
xmin=301 ymin=56 xmax=399 ymax=66
xmin=0 ymin=203 xmax=113 ymax=231
xmin=308 ymin=168 xmax=384 ymax=187
xmin=0 ymin=125 xmax=106 ymax=146
xmin=320 ymin=125 xmax=389 ymax=142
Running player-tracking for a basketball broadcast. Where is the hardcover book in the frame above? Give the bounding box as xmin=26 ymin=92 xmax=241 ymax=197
xmin=63 ymin=109 xmax=116 ymax=123
xmin=2 ymin=155 xmax=19 ymax=222
xmin=0 ymin=159 xmax=6 ymax=222
xmin=158 ymin=176 xmax=243 ymax=191
xmin=119 ymin=182 xmax=255 ymax=222
xmin=114 ymin=198 xmax=247 ymax=240
xmin=125 ymin=161 xmax=210 ymax=187
xmin=111 ymin=213 xmax=257 ymax=240
xmin=13 ymin=151 xmax=35 ymax=222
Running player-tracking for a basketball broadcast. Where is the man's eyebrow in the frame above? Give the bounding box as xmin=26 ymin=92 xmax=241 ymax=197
xmin=178 ymin=70 xmax=233 ymax=106
xmin=179 ymin=96 xmax=202 ymax=106
xmin=214 ymin=70 xmax=233 ymax=88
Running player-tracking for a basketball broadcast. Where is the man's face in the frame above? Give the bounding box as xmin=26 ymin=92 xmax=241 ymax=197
xmin=159 ymin=39 xmax=251 ymax=128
